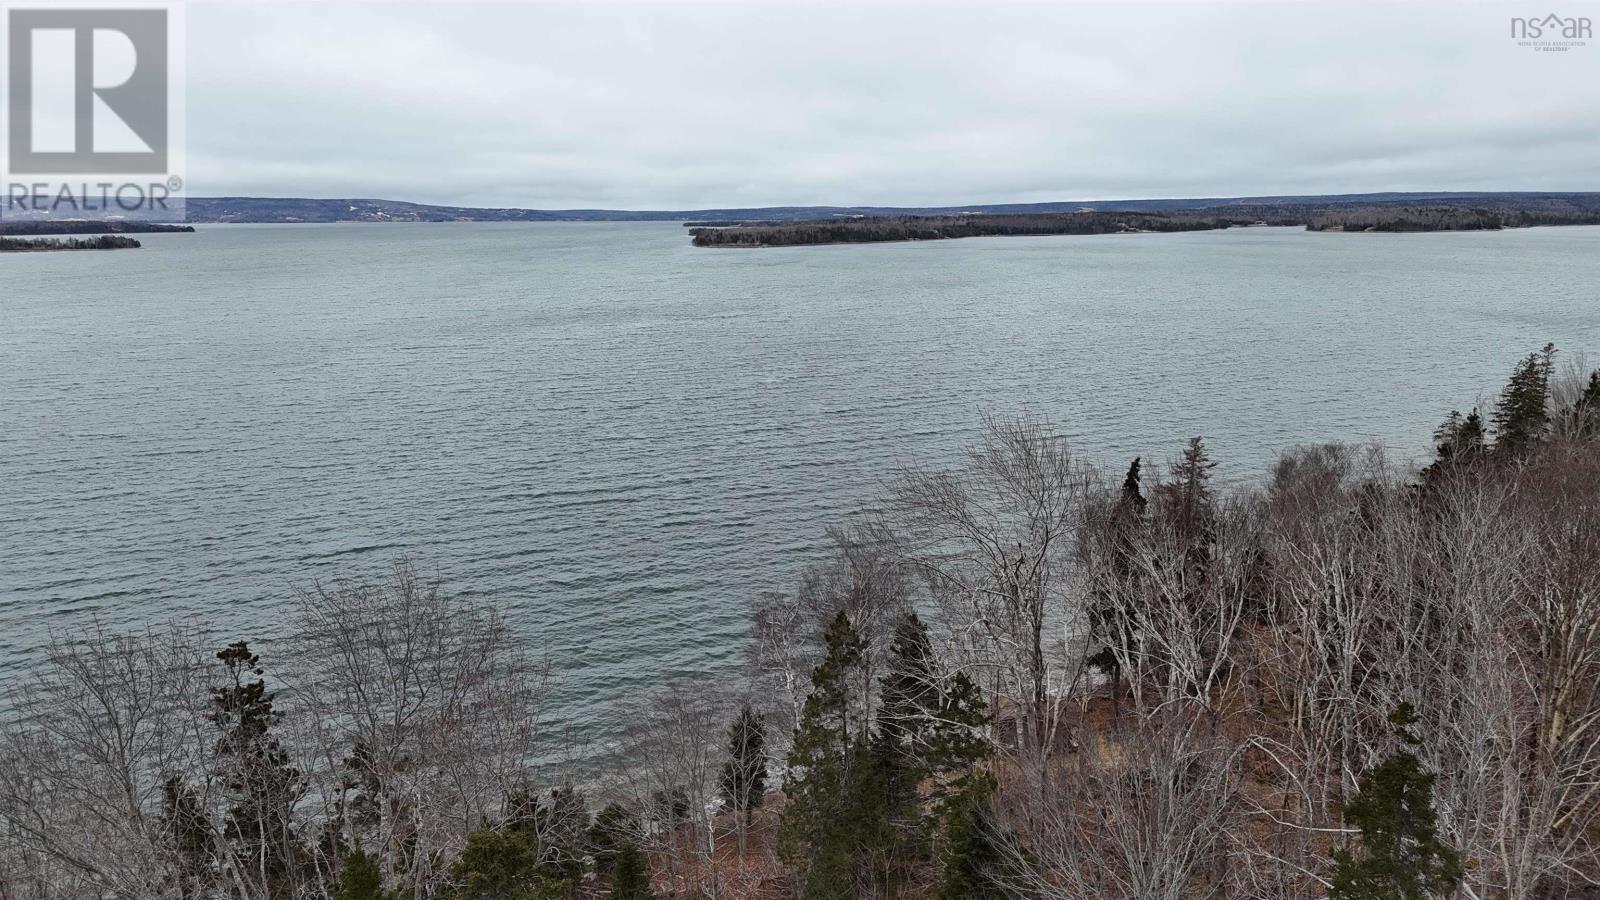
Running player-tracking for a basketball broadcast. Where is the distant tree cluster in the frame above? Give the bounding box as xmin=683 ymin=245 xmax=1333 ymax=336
xmin=4 ymin=345 xmax=1600 ymax=898
xmin=0 ymin=234 xmax=143 ymax=251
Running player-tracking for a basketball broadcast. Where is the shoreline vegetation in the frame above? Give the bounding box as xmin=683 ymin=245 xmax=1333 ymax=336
xmin=0 ymin=234 xmax=144 ymax=252
xmin=0 ymin=221 xmax=194 ymax=236
xmin=3 ymin=342 xmax=1599 ymax=899
xmin=689 ymin=197 xmax=1600 ymax=246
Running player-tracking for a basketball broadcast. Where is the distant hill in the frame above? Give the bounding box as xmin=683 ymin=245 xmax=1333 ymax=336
xmin=173 ymin=192 xmax=1600 ymax=224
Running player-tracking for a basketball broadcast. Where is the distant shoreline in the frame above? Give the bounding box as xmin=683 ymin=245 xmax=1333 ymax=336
xmin=689 ymin=201 xmax=1600 ymax=247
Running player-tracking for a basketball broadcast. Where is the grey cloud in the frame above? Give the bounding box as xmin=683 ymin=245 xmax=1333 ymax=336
xmin=186 ymin=1 xmax=1600 ymax=207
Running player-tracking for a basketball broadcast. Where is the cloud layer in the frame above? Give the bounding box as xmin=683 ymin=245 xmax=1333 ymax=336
xmin=187 ymin=1 xmax=1600 ymax=207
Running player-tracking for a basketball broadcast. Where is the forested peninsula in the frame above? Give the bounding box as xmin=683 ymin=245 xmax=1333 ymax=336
xmin=690 ymin=195 xmax=1600 ymax=246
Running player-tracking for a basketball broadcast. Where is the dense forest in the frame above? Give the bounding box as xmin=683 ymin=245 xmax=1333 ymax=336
xmin=4 ymin=345 xmax=1600 ymax=899
xmin=1306 ymin=206 xmax=1507 ymax=232
xmin=0 ymin=222 xmax=193 ymax=236
xmin=691 ymin=196 xmax=1600 ymax=246
xmin=0 ymin=235 xmax=143 ymax=252
xmin=688 ymin=212 xmax=1234 ymax=247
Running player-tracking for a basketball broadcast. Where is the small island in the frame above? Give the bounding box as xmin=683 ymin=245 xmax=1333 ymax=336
xmin=0 ymin=235 xmax=143 ymax=252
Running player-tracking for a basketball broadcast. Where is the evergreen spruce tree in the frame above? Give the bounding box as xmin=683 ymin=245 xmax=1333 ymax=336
xmin=720 ymin=702 xmax=769 ymax=862
xmin=935 ymin=775 xmax=1007 ymax=900
xmin=1327 ymin=704 xmax=1464 ymax=900
xmin=210 ymin=641 xmax=304 ymax=899
xmin=161 ymin=775 xmax=215 ymax=899
xmin=875 ymin=613 xmax=942 ymax=776
xmin=331 ymin=848 xmax=392 ymax=900
xmin=1420 ymin=409 xmax=1487 ymax=489
xmin=611 ymin=843 xmax=653 ymax=900
xmin=1576 ymin=370 xmax=1600 ymax=437
xmin=780 ymin=610 xmax=887 ymax=899
xmin=1491 ymin=343 xmax=1556 ymax=457
xmin=1156 ymin=437 xmax=1217 ymax=548
xmin=1089 ymin=457 xmax=1149 ymax=696
xmin=586 ymin=802 xmax=634 ymax=875
xmin=449 ymin=828 xmax=570 ymax=900
xmin=1117 ymin=456 xmax=1148 ymax=521
xmin=926 ymin=670 xmax=991 ymax=794
xmin=719 ymin=704 xmax=769 ymax=826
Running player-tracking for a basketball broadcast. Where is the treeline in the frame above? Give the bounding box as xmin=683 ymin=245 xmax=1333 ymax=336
xmin=4 ymin=345 xmax=1600 ymax=899
xmin=0 ymin=221 xmax=194 ymax=235
xmin=690 ymin=196 xmax=1600 ymax=245
xmin=689 ymin=212 xmax=1233 ymax=247
xmin=0 ymin=234 xmax=143 ymax=252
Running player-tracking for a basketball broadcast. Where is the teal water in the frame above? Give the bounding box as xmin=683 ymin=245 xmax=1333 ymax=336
xmin=3 ymin=222 xmax=1597 ymax=732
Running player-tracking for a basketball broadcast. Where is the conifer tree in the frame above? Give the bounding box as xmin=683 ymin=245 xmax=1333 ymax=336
xmin=935 ymin=775 xmax=1008 ymax=900
xmin=1491 ymin=343 xmax=1556 ymax=457
xmin=1117 ymin=456 xmax=1148 ymax=521
xmin=162 ymin=775 xmax=215 ymax=899
xmin=875 ymin=613 xmax=941 ymax=775
xmin=927 ymin=670 xmax=991 ymax=792
xmin=211 ymin=641 xmax=304 ymax=899
xmin=1327 ymin=704 xmax=1464 ymax=900
xmin=720 ymin=702 xmax=769 ymax=861
xmin=611 ymin=843 xmax=653 ymax=900
xmin=780 ymin=610 xmax=887 ymax=899
xmin=449 ymin=828 xmax=570 ymax=900
xmin=332 ymin=848 xmax=391 ymax=900
xmin=587 ymin=802 xmax=634 ymax=875
xmin=1577 ymin=370 xmax=1600 ymax=437
xmin=720 ymin=703 xmax=769 ymax=826
xmin=1156 ymin=436 xmax=1217 ymax=543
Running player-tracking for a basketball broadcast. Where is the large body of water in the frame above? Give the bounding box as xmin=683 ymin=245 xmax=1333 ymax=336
xmin=4 ymin=222 xmax=1597 ymax=733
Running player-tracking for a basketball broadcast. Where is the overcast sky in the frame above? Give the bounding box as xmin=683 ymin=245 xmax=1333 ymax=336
xmin=186 ymin=1 xmax=1600 ymax=208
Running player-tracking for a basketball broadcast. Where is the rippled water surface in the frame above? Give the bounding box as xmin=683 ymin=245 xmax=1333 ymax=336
xmin=4 ymin=222 xmax=1598 ymax=732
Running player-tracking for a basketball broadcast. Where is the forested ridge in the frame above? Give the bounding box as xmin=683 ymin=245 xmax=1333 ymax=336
xmin=4 ymin=344 xmax=1600 ymax=899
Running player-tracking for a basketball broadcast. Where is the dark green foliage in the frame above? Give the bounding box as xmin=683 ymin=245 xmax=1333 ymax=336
xmin=210 ymin=641 xmax=304 ymax=899
xmin=875 ymin=614 xmax=942 ymax=775
xmin=505 ymin=786 xmax=589 ymax=885
xmin=448 ymin=828 xmax=570 ymax=900
xmin=332 ymin=849 xmax=392 ymax=900
xmin=927 ymin=671 xmax=991 ymax=789
xmin=719 ymin=704 xmax=769 ymax=825
xmin=935 ymin=776 xmax=1008 ymax=900
xmin=1433 ymin=409 xmax=1486 ymax=466
xmin=587 ymin=802 xmax=635 ymax=874
xmin=875 ymin=612 xmax=990 ymax=788
xmin=1576 ymin=370 xmax=1600 ymax=437
xmin=161 ymin=776 xmax=214 ymax=898
xmin=611 ymin=843 xmax=652 ymax=900
xmin=1156 ymin=436 xmax=1217 ymax=541
xmin=780 ymin=611 xmax=889 ymax=899
xmin=1420 ymin=409 xmax=1488 ymax=489
xmin=1327 ymin=704 xmax=1464 ymax=900
xmin=1491 ymin=343 xmax=1556 ymax=457
xmin=1118 ymin=456 xmax=1148 ymax=520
